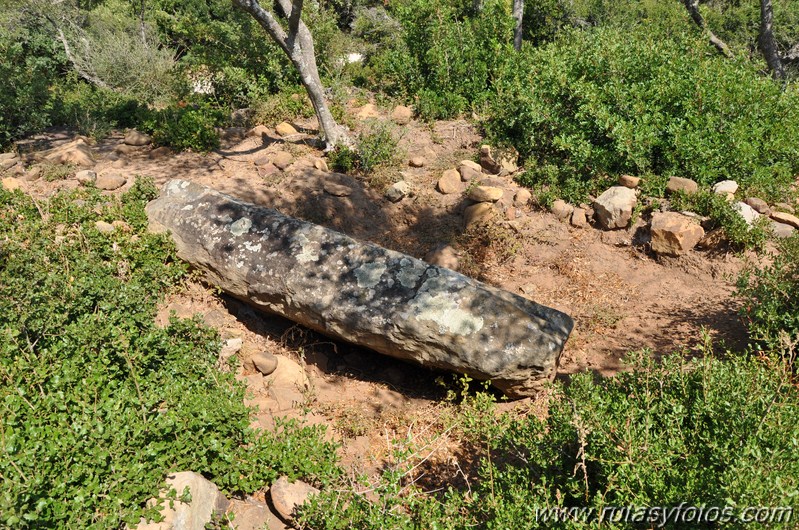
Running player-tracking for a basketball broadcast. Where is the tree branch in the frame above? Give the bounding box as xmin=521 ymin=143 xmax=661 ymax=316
xmin=680 ymin=0 xmax=734 ymax=58
xmin=54 ymin=25 xmax=112 ymax=89
xmin=230 ymin=0 xmax=289 ymax=55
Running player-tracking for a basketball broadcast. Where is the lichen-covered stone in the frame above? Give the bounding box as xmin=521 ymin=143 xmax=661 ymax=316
xmin=146 ymin=180 xmax=574 ymax=397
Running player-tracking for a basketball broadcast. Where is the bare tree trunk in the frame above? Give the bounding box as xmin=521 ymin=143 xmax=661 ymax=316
xmin=785 ymin=41 xmax=799 ymax=64
xmin=759 ymin=0 xmax=785 ymax=79
xmin=232 ymin=0 xmax=351 ymax=149
xmin=512 ymin=0 xmax=524 ymax=51
xmin=680 ymin=0 xmax=734 ymax=58
xmin=53 ymin=25 xmax=112 ymax=90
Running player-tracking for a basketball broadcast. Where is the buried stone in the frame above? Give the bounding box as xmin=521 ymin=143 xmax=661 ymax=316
xmin=146 ymin=180 xmax=574 ymax=397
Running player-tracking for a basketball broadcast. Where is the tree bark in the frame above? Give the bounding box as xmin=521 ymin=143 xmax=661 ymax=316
xmin=232 ymin=0 xmax=351 ymax=149
xmin=759 ymin=0 xmax=785 ymax=79
xmin=512 ymin=0 xmax=524 ymax=51
xmin=680 ymin=0 xmax=733 ymax=58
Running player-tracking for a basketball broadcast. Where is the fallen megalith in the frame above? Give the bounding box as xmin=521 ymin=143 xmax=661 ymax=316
xmin=146 ymin=180 xmax=574 ymax=397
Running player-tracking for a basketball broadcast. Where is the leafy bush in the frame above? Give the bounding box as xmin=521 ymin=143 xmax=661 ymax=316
xmin=488 ymin=27 xmax=799 ymax=204
xmin=302 ymin=348 xmax=799 ymax=529
xmin=737 ymin=235 xmax=799 ymax=354
xmin=327 ymin=119 xmax=402 ymax=176
xmin=143 ymin=101 xmax=223 ymax=152
xmin=0 ymin=180 xmax=341 ymax=528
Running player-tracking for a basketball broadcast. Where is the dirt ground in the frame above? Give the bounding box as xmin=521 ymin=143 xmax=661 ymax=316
xmin=10 ymin=108 xmax=756 ymax=491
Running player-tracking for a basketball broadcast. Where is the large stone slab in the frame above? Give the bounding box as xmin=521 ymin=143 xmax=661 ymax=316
xmin=146 ymin=180 xmax=574 ymax=397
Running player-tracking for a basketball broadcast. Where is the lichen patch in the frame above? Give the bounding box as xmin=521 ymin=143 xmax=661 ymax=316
xmin=230 ymin=217 xmax=252 ymax=236
xmin=354 ymin=262 xmax=387 ymax=288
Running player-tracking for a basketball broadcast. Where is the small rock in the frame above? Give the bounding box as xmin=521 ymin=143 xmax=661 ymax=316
xmin=408 ymin=157 xmax=426 ymax=168
xmin=712 ymin=180 xmax=738 ymax=195
xmin=458 ymin=162 xmax=482 ymax=182
xmin=0 ymin=158 xmax=17 ymax=172
xmin=468 ymin=185 xmax=503 ymax=203
xmin=133 ymin=472 xmax=229 ymax=530
xmin=269 ymin=477 xmax=320 ymax=522
xmin=112 ymin=159 xmax=127 ymax=169
xmin=247 ymin=125 xmax=270 ymax=138
xmin=149 ymin=146 xmax=172 ymax=159
xmin=593 ymin=186 xmax=637 ymax=230
xmin=314 ymin=158 xmax=329 ymax=172
xmin=732 ymin=201 xmax=761 ymax=226
xmin=356 ymin=103 xmax=380 ymax=120
xmin=551 ymin=199 xmax=574 ymax=222
xmin=478 ymin=145 xmax=501 ymax=175
xmin=94 ymin=221 xmax=115 ymax=233
xmin=111 ymin=220 xmax=131 ymax=232
xmin=514 ymin=189 xmax=532 ymax=206
xmin=0 ymin=152 xmax=16 ymax=162
xmin=770 ymin=211 xmax=799 ymax=229
xmin=323 ymin=181 xmax=352 ymax=197
xmin=650 ymin=212 xmax=705 ymax=256
xmin=391 ymin=105 xmax=413 ymax=125
xmin=1 ymin=177 xmax=22 ymax=191
xmin=272 ymin=151 xmax=293 ymax=170
xmin=773 ymin=202 xmax=795 ymax=214
xmin=771 ymin=221 xmax=796 ymax=239
xmin=618 ymin=175 xmax=640 ymax=188
xmin=744 ymin=197 xmax=770 ymax=215
xmin=425 ymin=244 xmax=459 ymax=270
xmin=124 ymin=130 xmax=152 ymax=146
xmin=45 ymin=140 xmax=95 ymax=167
xmin=252 ymin=351 xmax=279 ymax=376
xmin=460 ymin=160 xmax=482 ymax=172
xmin=219 ymin=338 xmax=243 ymax=364
xmin=666 ymin=177 xmax=699 ymax=195
xmin=463 ymin=202 xmax=496 ymax=228
xmin=96 ymin=174 xmax=127 ymax=191
xmin=75 ymin=170 xmax=96 ymax=185
xmin=23 ymin=166 xmax=42 ymax=181
xmin=115 ymin=144 xmax=139 ymax=156
xmin=275 ymin=122 xmax=299 ymax=137
xmin=499 ymin=151 xmax=518 ymax=174
xmin=571 ymin=208 xmax=588 ymax=228
xmin=385 ymin=181 xmax=412 ymax=203
xmin=254 ymin=154 xmax=272 ymax=167
xmin=437 ymin=169 xmax=462 ymax=194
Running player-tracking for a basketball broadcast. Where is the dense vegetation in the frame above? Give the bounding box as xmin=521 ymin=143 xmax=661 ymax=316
xmin=2 ymin=0 xmax=799 ymax=527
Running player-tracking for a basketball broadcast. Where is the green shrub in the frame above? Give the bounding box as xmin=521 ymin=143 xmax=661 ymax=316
xmin=488 ymin=27 xmax=799 ymax=204
xmin=0 ymin=180 xmax=341 ymax=528
xmin=356 ymin=119 xmax=402 ymax=175
xmin=144 ymin=101 xmax=223 ymax=152
xmin=737 ymin=235 xmax=799 ymax=355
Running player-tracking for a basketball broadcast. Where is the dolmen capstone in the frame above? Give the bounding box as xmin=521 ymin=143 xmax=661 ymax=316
xmin=146 ymin=180 xmax=574 ymax=397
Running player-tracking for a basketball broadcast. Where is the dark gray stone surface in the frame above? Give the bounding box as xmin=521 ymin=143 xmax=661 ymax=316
xmin=146 ymin=180 xmax=574 ymax=397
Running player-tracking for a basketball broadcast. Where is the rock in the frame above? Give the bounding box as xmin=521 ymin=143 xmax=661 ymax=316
xmin=467 ymin=186 xmax=503 ymax=203
xmin=219 ymin=338 xmax=243 ymax=364
xmin=264 ymin=356 xmax=309 ymax=410
xmin=323 ymin=181 xmax=352 ymax=197
xmin=478 ymin=145 xmax=501 ymax=175
xmin=252 ymin=351 xmax=279 ymax=375
xmin=571 ymin=208 xmax=588 ymax=228
xmin=1 ymin=158 xmax=18 ymax=172
xmin=551 ymin=199 xmax=574 ymax=222
xmin=650 ymin=212 xmax=705 ymax=256
xmin=460 ymin=160 xmax=482 ymax=172
xmin=95 ymin=221 xmax=116 ymax=233
xmin=712 ymin=180 xmax=738 ymax=195
xmin=514 ymin=189 xmax=532 ymax=206
xmin=75 ymin=170 xmax=96 ymax=185
xmin=385 ymin=181 xmax=412 ymax=203
xmin=463 ymin=202 xmax=497 ymax=229
xmin=112 ymin=220 xmax=131 ymax=232
xmin=733 ymin=201 xmax=761 ymax=226
xmin=272 ymin=151 xmax=293 ymax=170
xmin=23 ymin=166 xmax=42 ymax=181
xmin=458 ymin=163 xmax=482 ymax=182
xmin=424 ymin=244 xmax=459 ymax=270
xmin=96 ymin=174 xmax=127 ymax=191
xmin=115 ymin=144 xmax=139 ymax=156
xmin=437 ymin=169 xmax=462 ymax=194
xmin=1 ymin=177 xmax=23 ymax=191
xmin=149 ymin=146 xmax=172 ymax=159
xmin=771 ymin=211 xmax=799 ymax=229
xmin=270 ymin=477 xmax=319 ymax=522
xmin=408 ymin=157 xmax=426 ymax=168
xmin=666 ymin=177 xmax=698 ymax=195
xmin=314 ymin=158 xmax=329 ymax=172
xmin=771 ymin=221 xmax=796 ymax=239
xmin=391 ymin=105 xmax=413 ymax=125
xmin=275 ymin=122 xmax=299 ymax=137
xmin=247 ymin=125 xmax=270 ymax=138
xmin=146 ymin=180 xmax=574 ymax=397
xmin=0 ymin=152 xmax=16 ymax=162
xmin=226 ymin=498 xmax=280 ymax=530
xmin=618 ymin=175 xmax=640 ymax=188
xmin=124 ymin=130 xmax=152 ymax=146
xmin=773 ymin=202 xmax=795 ymax=214
xmin=744 ymin=197 xmax=770 ymax=215
xmin=499 ymin=151 xmax=518 ymax=174
xmin=133 ymin=472 xmax=229 ymax=530
xmin=44 ymin=139 xmax=95 ymax=167
xmin=356 ymin=103 xmax=380 ymax=120
xmin=593 ymin=186 xmax=637 ymax=230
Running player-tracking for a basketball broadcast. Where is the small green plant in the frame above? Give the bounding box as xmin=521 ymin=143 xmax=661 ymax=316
xmin=356 ymin=119 xmax=402 ymax=175
xmin=39 ymin=161 xmax=75 ymax=181
xmin=144 ymin=101 xmax=223 ymax=152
